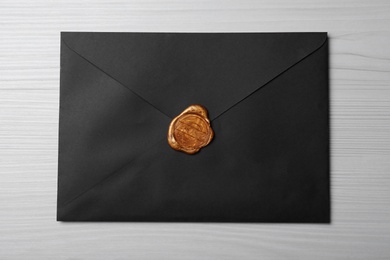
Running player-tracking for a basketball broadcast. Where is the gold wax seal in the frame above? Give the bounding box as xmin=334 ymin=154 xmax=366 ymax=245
xmin=168 ymin=104 xmax=214 ymax=154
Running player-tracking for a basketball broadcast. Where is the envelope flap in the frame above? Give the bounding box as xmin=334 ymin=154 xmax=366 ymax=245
xmin=62 ymin=32 xmax=327 ymax=120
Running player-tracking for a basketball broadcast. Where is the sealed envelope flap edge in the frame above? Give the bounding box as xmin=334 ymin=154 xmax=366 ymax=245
xmin=60 ymin=32 xmax=328 ymax=121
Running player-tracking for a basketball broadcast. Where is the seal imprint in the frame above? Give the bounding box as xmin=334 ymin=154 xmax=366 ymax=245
xmin=167 ymin=104 xmax=214 ymax=154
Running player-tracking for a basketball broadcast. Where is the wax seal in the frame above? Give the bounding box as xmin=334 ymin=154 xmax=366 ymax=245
xmin=168 ymin=104 xmax=214 ymax=154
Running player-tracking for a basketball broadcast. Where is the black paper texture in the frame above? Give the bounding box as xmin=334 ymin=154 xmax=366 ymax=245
xmin=57 ymin=32 xmax=330 ymax=222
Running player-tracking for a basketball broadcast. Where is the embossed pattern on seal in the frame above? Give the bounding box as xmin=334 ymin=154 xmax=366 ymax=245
xmin=168 ymin=104 xmax=214 ymax=154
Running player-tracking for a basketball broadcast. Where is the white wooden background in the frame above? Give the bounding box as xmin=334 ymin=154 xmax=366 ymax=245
xmin=1 ymin=0 xmax=390 ymax=259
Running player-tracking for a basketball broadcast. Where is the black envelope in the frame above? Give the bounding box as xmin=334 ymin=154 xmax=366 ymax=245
xmin=57 ymin=32 xmax=330 ymax=222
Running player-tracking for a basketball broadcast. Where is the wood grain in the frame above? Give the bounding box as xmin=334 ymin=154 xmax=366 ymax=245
xmin=1 ymin=0 xmax=390 ymax=259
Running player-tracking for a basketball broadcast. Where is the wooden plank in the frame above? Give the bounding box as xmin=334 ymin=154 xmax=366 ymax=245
xmin=1 ymin=0 xmax=390 ymax=259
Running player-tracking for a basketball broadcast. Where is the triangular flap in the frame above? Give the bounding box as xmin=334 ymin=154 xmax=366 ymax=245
xmin=61 ymin=32 xmax=327 ymax=120
xmin=58 ymin=40 xmax=170 ymax=207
